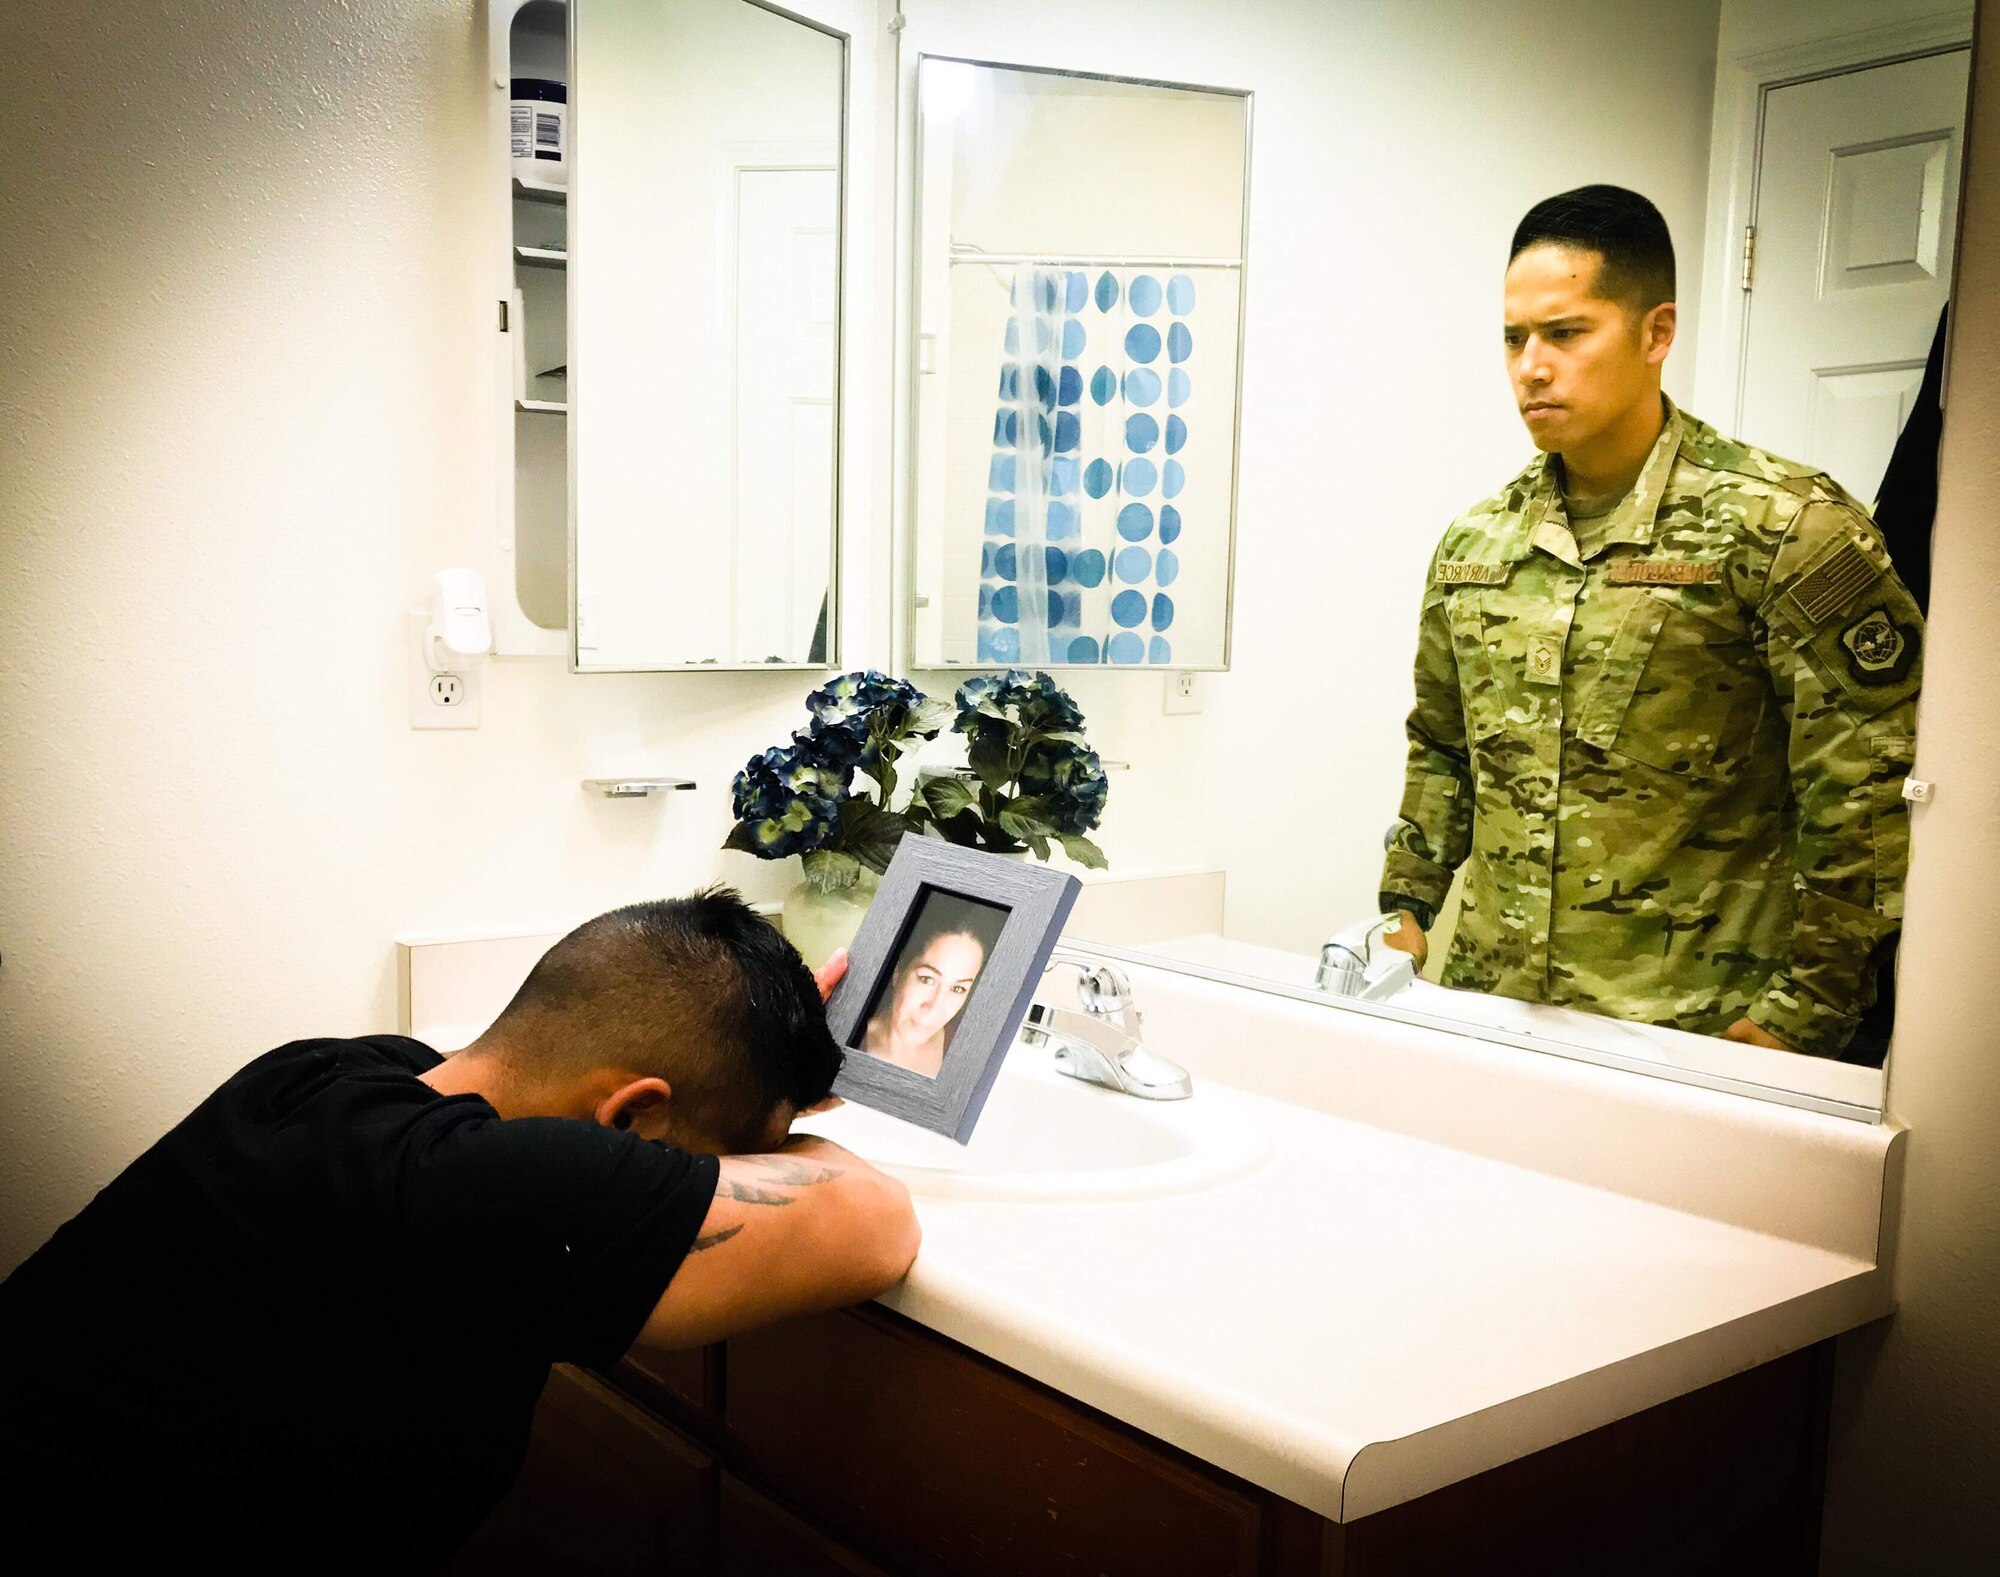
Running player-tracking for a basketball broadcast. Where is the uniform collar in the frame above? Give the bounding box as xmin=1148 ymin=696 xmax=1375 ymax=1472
xmin=1515 ymin=397 xmax=1686 ymax=564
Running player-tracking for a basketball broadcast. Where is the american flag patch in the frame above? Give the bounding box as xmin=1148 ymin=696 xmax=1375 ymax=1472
xmin=1785 ymin=540 xmax=1878 ymax=626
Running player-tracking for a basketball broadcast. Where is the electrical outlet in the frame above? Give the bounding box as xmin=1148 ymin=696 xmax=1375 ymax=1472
xmin=408 ymin=611 xmax=481 ymax=729
xmin=1164 ymin=671 xmax=1203 ymax=715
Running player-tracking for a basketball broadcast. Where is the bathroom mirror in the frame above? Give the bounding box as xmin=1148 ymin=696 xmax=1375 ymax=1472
xmin=907 ymin=57 xmax=1250 ymax=670
xmin=897 ymin=0 xmax=1974 ymax=1120
xmin=571 ymin=0 xmax=845 ymax=670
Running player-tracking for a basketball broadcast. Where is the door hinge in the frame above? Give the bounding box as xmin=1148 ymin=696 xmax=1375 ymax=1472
xmin=1741 ymin=225 xmax=1757 ymax=292
xmin=497 ymin=298 xmax=510 ymax=332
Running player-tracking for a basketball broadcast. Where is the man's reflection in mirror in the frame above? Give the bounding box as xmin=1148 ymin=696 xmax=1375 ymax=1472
xmin=1379 ymin=186 xmax=1923 ymax=1065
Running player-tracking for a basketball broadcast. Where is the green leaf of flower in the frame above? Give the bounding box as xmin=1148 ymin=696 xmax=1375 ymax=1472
xmin=920 ymin=775 xmax=977 ymax=822
xmin=997 ymin=796 xmax=1058 ymax=840
xmin=1057 ymin=833 xmax=1109 ymax=870
xmin=802 ymin=849 xmax=863 ymax=893
xmin=836 ymin=796 xmax=908 ymax=875
xmin=722 ymin=822 xmax=762 ymax=854
xmin=930 ymin=807 xmax=986 ymax=848
xmin=907 ymin=697 xmax=954 ymax=738
xmin=967 ymin=734 xmax=1012 ymax=791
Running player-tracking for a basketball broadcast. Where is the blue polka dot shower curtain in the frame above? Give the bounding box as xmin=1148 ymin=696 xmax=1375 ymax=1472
xmin=980 ymin=264 xmax=1194 ymax=666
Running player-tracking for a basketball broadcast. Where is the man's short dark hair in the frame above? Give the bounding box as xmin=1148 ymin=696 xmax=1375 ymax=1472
xmin=487 ymin=887 xmax=840 ymax=1143
xmin=1509 ymin=185 xmax=1676 ymax=312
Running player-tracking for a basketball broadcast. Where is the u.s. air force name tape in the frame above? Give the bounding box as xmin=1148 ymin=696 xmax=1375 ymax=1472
xmin=1433 ymin=561 xmax=1510 ymax=585
xmin=1604 ymin=559 xmax=1722 ymax=585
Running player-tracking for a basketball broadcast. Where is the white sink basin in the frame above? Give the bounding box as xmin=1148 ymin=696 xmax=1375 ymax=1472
xmin=795 ymin=1049 xmax=1270 ymax=1203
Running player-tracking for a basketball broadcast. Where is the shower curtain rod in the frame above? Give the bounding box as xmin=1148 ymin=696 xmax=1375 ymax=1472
xmin=947 ymin=249 xmax=1243 ymax=269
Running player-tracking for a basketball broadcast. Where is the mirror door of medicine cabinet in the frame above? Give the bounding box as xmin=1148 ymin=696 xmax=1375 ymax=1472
xmin=571 ymin=0 xmax=848 ymax=672
xmin=908 ymin=57 xmax=1252 ymax=672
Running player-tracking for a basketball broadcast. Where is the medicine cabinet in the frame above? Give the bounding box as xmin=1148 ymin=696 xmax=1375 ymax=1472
xmin=486 ymin=0 xmax=571 ymax=657
xmin=480 ymin=0 xmax=854 ymax=670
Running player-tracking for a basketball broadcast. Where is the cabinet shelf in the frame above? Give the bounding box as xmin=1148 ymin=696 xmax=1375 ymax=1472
xmin=512 ymin=175 xmax=568 ymax=204
xmin=488 ymin=0 xmax=572 ymax=658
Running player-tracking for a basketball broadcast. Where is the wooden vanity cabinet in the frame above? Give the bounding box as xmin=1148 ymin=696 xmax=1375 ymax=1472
xmin=725 ymin=1304 xmax=1265 ymax=1576
xmin=718 ymin=1475 xmax=894 ymax=1577
xmin=442 ymin=1363 xmax=715 ymax=1576
xmin=616 ymin=1341 xmax=723 ymax=1436
xmin=450 ymin=1305 xmax=1835 ymax=1577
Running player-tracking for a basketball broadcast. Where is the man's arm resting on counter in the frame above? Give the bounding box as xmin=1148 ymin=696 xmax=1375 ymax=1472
xmin=633 ymin=1134 xmax=920 ymax=1353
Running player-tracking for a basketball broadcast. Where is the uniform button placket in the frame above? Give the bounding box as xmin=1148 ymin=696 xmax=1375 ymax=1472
xmin=1534 ymin=571 xmax=1585 ymax=986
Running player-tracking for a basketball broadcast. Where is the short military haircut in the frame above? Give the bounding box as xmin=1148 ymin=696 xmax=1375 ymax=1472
xmin=486 ymin=888 xmax=841 ymax=1144
xmin=1509 ymin=184 xmax=1676 ymax=313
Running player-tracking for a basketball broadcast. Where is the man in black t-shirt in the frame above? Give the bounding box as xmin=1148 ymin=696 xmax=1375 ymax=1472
xmin=0 ymin=888 xmax=919 ymax=1568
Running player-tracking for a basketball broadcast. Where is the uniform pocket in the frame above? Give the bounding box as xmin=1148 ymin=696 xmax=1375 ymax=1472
xmin=1577 ymin=588 xmax=1757 ymax=777
xmin=1870 ymin=734 xmax=1915 ymax=920
xmin=1444 ymin=591 xmax=1505 ymax=741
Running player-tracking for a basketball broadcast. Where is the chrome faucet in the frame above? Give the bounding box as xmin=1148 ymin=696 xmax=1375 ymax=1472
xmin=1019 ymin=949 xmax=1193 ymax=1100
xmin=1315 ymin=913 xmax=1418 ymax=1000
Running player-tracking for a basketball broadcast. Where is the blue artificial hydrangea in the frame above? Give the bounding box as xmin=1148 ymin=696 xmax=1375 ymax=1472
xmin=952 ymin=669 xmax=1086 ymax=743
xmin=745 ymin=794 xmax=841 ymax=859
xmin=729 ymin=741 xmax=844 ymax=858
xmin=725 ymin=672 xmax=954 ymax=870
xmin=804 ymin=669 xmax=921 ymax=729
xmin=1019 ymin=739 xmax=1110 ymax=834
xmin=804 ymin=669 xmax=944 ymax=778
xmin=953 ymin=671 xmax=1007 ymax=716
xmin=794 ymin=721 xmax=862 ymax=773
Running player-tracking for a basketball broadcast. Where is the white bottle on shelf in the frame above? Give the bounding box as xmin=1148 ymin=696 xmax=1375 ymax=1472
xmin=509 ymin=77 xmax=567 ymax=187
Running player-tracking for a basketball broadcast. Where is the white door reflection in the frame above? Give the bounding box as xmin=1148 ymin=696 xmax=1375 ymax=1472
xmin=1739 ymin=47 xmax=1969 ymax=503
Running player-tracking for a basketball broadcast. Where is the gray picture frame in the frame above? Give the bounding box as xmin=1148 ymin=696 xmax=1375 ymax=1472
xmin=825 ymin=839 xmax=1080 ymax=1143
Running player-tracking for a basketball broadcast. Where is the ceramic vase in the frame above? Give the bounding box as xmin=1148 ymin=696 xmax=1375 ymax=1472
xmin=782 ymin=866 xmax=881 ymax=971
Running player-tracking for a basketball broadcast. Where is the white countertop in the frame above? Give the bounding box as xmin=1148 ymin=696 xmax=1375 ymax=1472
xmin=854 ymin=961 xmax=1900 ymax=1523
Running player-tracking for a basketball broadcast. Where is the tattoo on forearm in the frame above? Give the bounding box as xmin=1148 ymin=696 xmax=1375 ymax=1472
xmin=752 ymin=1157 xmax=844 ymax=1188
xmin=690 ymin=1224 xmax=743 ymax=1253
xmin=711 ymin=1153 xmax=847 ymax=1211
xmin=716 ymin=1179 xmax=797 ymax=1206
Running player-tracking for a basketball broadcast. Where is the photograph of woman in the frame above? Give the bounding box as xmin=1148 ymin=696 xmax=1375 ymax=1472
xmin=858 ymin=894 xmax=1008 ymax=1079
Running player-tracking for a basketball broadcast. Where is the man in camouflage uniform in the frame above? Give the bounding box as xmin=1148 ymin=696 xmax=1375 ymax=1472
xmin=1380 ymin=186 xmax=1921 ymax=1059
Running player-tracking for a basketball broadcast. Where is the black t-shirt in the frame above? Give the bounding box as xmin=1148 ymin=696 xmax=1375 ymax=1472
xmin=0 ymin=1035 xmax=719 ymax=1568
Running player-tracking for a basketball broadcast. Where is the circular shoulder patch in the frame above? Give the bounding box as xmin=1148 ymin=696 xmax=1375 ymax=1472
xmin=1840 ymin=606 xmax=1918 ymax=686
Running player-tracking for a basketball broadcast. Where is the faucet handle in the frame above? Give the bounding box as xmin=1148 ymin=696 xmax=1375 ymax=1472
xmin=1045 ymin=949 xmax=1134 ymax=1016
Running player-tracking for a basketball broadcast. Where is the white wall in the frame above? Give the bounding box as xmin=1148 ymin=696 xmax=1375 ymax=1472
xmin=898 ymin=0 xmax=1721 ymax=952
xmin=0 ymin=0 xmax=890 ymax=1275
xmin=1817 ymin=7 xmax=2000 ymax=1566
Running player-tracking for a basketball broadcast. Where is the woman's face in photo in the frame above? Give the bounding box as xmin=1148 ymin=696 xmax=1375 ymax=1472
xmin=891 ymin=932 xmax=985 ymax=1046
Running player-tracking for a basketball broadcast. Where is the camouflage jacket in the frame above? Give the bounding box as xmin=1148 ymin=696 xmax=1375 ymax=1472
xmin=1380 ymin=401 xmax=1922 ymax=1056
